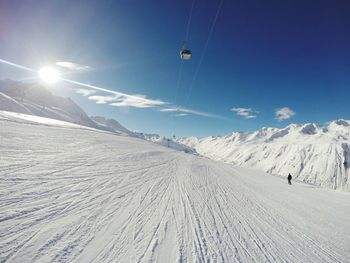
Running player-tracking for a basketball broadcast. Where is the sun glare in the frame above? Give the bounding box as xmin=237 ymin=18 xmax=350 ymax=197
xmin=39 ymin=66 xmax=60 ymax=84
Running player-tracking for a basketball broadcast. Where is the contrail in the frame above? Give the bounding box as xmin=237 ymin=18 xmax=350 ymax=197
xmin=0 ymin=58 xmax=37 ymax=73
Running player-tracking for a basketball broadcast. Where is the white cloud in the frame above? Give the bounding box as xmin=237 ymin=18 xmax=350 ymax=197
xmin=160 ymin=107 xmax=225 ymax=120
xmin=275 ymin=107 xmax=296 ymax=121
xmin=160 ymin=108 xmax=178 ymax=112
xmin=110 ymin=97 xmax=165 ymax=108
xmin=75 ymin=88 xmax=96 ymax=96
xmin=88 ymin=94 xmax=166 ymax=108
xmin=88 ymin=95 xmax=118 ymax=104
xmin=61 ymin=78 xmax=227 ymax=120
xmin=175 ymin=113 xmax=188 ymax=117
xmin=110 ymin=94 xmax=166 ymax=108
xmin=62 ymin=79 xmax=168 ymax=108
xmin=56 ymin=61 xmax=90 ymax=71
xmin=231 ymin=107 xmax=258 ymax=119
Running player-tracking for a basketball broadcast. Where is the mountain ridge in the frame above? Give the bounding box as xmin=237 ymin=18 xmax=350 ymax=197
xmin=178 ymin=119 xmax=350 ymax=191
xmin=0 ymin=79 xmax=193 ymax=153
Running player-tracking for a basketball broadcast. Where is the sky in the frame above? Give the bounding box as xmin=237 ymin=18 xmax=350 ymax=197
xmin=0 ymin=0 xmax=350 ymax=137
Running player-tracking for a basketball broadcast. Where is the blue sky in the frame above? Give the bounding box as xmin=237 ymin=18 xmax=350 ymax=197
xmin=1 ymin=0 xmax=350 ymax=137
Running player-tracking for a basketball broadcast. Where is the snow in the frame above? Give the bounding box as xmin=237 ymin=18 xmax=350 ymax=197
xmin=134 ymin=133 xmax=197 ymax=154
xmin=0 ymin=80 xmax=192 ymax=154
xmin=0 ymin=110 xmax=86 ymax=129
xmin=90 ymin=116 xmax=131 ymax=135
xmin=1 ymin=116 xmax=350 ymax=262
xmin=0 ymin=80 xmax=97 ymax=128
xmin=178 ymin=121 xmax=350 ymax=191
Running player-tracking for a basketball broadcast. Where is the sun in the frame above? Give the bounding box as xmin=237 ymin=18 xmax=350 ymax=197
xmin=39 ymin=66 xmax=60 ymax=84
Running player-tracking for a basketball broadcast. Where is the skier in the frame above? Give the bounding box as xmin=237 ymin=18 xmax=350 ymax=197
xmin=287 ymin=173 xmax=292 ymax=185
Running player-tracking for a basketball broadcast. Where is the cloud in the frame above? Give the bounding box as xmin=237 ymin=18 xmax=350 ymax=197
xmin=160 ymin=108 xmax=178 ymax=112
xmin=56 ymin=61 xmax=90 ymax=71
xmin=231 ymin=107 xmax=258 ymax=119
xmin=160 ymin=107 xmax=225 ymax=120
xmin=175 ymin=113 xmax=188 ymax=117
xmin=110 ymin=95 xmax=166 ymax=108
xmin=88 ymin=95 xmax=118 ymax=104
xmin=61 ymin=78 xmax=227 ymax=120
xmin=275 ymin=107 xmax=295 ymax=121
xmin=63 ymin=78 xmax=167 ymax=108
xmin=88 ymin=94 xmax=167 ymax=108
xmin=75 ymin=88 xmax=96 ymax=96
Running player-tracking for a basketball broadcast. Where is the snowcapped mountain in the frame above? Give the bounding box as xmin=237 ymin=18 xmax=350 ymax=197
xmin=0 ymin=79 xmax=97 ymax=128
xmin=0 ymin=80 xmax=135 ymax=134
xmin=0 ymin=79 xmax=194 ymax=153
xmin=178 ymin=121 xmax=350 ymax=191
xmin=90 ymin=116 xmax=131 ymax=135
xmin=132 ymin=132 xmax=197 ymax=154
xmin=1 ymin=113 xmax=349 ymax=262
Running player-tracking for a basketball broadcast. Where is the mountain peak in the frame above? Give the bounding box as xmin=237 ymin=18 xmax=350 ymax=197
xmin=331 ymin=119 xmax=350 ymax=127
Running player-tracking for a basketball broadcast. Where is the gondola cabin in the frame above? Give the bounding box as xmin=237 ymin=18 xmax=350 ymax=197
xmin=180 ymin=49 xmax=192 ymax=60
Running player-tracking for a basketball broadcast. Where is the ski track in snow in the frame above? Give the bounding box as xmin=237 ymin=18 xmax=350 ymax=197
xmin=1 ymin=120 xmax=350 ymax=262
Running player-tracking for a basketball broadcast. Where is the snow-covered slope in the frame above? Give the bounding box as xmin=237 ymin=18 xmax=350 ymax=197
xmin=0 ymin=116 xmax=350 ymax=262
xmin=0 ymin=80 xmax=190 ymax=154
xmin=1 ymin=116 xmax=349 ymax=262
xmin=0 ymin=80 xmax=97 ymax=128
xmin=178 ymin=121 xmax=350 ymax=191
xmin=134 ymin=133 xmax=197 ymax=154
xmin=90 ymin=116 xmax=131 ymax=135
xmin=0 ymin=80 xmax=133 ymax=136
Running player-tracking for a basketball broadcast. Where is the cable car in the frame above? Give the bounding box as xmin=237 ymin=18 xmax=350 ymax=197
xmin=180 ymin=49 xmax=192 ymax=60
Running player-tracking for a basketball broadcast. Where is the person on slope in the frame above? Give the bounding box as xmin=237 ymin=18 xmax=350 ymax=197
xmin=287 ymin=173 xmax=292 ymax=185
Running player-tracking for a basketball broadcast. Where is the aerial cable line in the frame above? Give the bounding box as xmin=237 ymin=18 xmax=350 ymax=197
xmin=172 ymin=0 xmax=196 ymax=137
xmin=185 ymin=0 xmax=224 ymax=105
xmin=185 ymin=0 xmax=197 ymax=43
xmin=174 ymin=59 xmax=184 ymax=105
xmin=180 ymin=0 xmax=196 ymax=60
xmin=174 ymin=0 xmax=196 ymax=105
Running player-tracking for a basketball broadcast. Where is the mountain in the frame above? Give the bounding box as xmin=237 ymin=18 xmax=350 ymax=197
xmin=178 ymin=121 xmax=350 ymax=191
xmin=88 ymin=116 xmax=195 ymax=153
xmin=1 ymin=114 xmax=349 ymax=262
xmin=0 ymin=79 xmax=97 ymax=128
xmin=0 ymin=79 xmax=194 ymax=153
xmin=90 ymin=116 xmax=131 ymax=134
xmin=133 ymin=132 xmax=197 ymax=154
xmin=0 ymin=79 xmax=135 ymax=135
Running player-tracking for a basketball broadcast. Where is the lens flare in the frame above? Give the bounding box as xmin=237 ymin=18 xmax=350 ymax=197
xmin=39 ymin=66 xmax=59 ymax=84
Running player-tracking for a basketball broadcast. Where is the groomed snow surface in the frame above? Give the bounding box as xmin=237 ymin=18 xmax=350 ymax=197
xmin=1 ymin=116 xmax=350 ymax=262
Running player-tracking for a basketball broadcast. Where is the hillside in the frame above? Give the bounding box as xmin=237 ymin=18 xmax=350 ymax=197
xmin=0 ymin=80 xmax=97 ymax=128
xmin=0 ymin=80 xmax=193 ymax=153
xmin=0 ymin=80 xmax=132 ymax=134
xmin=1 ymin=115 xmax=349 ymax=262
xmin=178 ymin=121 xmax=350 ymax=191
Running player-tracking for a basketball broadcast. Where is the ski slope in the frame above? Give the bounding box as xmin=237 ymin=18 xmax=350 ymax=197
xmin=1 ymin=118 xmax=350 ymax=262
xmin=178 ymin=121 xmax=350 ymax=192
